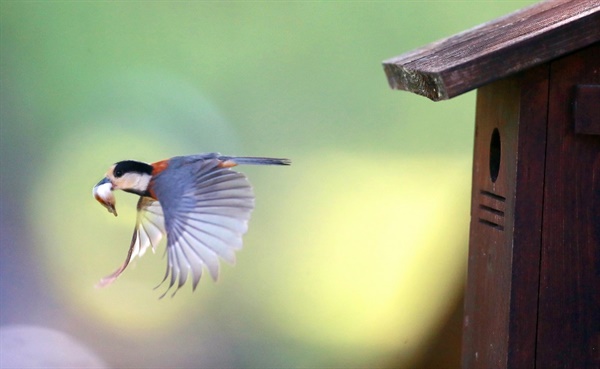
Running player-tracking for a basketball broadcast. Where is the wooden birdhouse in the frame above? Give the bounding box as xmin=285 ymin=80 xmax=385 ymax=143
xmin=382 ymin=1 xmax=599 ymax=368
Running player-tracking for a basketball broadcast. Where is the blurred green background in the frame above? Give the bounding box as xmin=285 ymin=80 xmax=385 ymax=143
xmin=1 ymin=1 xmax=534 ymax=368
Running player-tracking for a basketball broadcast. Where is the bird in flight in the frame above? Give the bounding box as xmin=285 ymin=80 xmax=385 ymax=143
xmin=93 ymin=153 xmax=290 ymax=297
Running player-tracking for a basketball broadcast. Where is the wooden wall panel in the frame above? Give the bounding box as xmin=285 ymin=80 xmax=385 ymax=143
xmin=462 ymin=64 xmax=549 ymax=368
xmin=536 ymin=42 xmax=600 ymax=369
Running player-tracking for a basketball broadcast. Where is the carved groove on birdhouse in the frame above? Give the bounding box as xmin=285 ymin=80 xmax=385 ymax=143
xmin=478 ymin=190 xmax=506 ymax=231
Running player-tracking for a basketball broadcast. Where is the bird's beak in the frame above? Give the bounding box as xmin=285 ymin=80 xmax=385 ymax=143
xmin=93 ymin=177 xmax=118 ymax=216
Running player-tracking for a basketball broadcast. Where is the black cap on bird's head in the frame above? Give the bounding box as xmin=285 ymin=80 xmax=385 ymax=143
xmin=93 ymin=160 xmax=154 ymax=215
xmin=111 ymin=160 xmax=153 ymax=178
xmin=104 ymin=160 xmax=153 ymax=194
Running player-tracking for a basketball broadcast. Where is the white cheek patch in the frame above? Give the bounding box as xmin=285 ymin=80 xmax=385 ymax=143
xmin=136 ymin=174 xmax=151 ymax=192
xmin=120 ymin=173 xmax=151 ymax=193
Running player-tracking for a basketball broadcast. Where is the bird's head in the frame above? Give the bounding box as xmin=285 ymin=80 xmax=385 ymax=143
xmin=93 ymin=160 xmax=153 ymax=216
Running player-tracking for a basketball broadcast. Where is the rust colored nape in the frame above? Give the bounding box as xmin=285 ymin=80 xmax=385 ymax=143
xmin=382 ymin=0 xmax=600 ymax=101
xmin=150 ymin=159 xmax=169 ymax=176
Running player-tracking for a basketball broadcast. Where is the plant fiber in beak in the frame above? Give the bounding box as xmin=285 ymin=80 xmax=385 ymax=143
xmin=93 ymin=178 xmax=117 ymax=216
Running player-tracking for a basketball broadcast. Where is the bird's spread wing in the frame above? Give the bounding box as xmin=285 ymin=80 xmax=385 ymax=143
xmin=154 ymin=158 xmax=254 ymax=297
xmin=96 ymin=197 xmax=166 ymax=288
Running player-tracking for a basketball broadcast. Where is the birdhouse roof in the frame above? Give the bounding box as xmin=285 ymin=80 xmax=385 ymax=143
xmin=383 ymin=0 xmax=600 ymax=101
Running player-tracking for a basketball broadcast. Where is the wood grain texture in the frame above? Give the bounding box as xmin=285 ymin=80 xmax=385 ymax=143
xmin=506 ymin=64 xmax=550 ymax=369
xmin=463 ymin=77 xmax=519 ymax=369
xmin=462 ymin=64 xmax=549 ymax=369
xmin=536 ymin=42 xmax=600 ymax=369
xmin=574 ymin=85 xmax=600 ymax=135
xmin=383 ymin=0 xmax=600 ymax=101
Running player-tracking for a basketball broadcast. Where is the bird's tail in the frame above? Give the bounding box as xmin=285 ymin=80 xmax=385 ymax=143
xmin=219 ymin=156 xmax=291 ymax=166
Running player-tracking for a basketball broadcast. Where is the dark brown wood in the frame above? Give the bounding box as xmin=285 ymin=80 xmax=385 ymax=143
xmin=383 ymin=3 xmax=600 ymax=367
xmin=463 ymin=78 xmax=518 ymax=369
xmin=536 ymin=42 xmax=600 ymax=369
xmin=382 ymin=0 xmax=600 ymax=101
xmin=506 ymin=64 xmax=551 ymax=369
xmin=574 ymin=85 xmax=600 ymax=135
xmin=462 ymin=64 xmax=549 ymax=369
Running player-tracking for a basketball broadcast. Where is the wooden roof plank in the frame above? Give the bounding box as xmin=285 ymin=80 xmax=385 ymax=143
xmin=383 ymin=0 xmax=600 ymax=101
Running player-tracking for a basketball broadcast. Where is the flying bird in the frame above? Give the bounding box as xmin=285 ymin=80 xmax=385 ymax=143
xmin=93 ymin=153 xmax=290 ymax=297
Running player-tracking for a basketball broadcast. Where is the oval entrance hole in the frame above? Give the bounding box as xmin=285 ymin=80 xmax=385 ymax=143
xmin=489 ymin=128 xmax=501 ymax=183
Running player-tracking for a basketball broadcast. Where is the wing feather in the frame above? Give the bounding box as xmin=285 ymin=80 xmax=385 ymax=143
xmin=98 ymin=158 xmax=256 ymax=295
xmin=153 ymin=159 xmax=254 ymax=296
xmin=96 ymin=197 xmax=166 ymax=288
xmin=181 ymin=226 xmax=224 ymax=274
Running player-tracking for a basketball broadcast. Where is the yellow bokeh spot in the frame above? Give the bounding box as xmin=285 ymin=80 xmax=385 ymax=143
xmin=255 ymin=151 xmax=470 ymax=360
